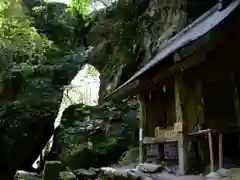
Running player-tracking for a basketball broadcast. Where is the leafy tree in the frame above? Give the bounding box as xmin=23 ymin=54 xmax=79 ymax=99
xmin=0 ymin=0 xmax=57 ymax=72
xmin=70 ymin=0 xmax=91 ymax=15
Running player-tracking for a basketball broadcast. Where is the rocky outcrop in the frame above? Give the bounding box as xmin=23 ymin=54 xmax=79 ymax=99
xmin=86 ymin=0 xmax=188 ymax=100
xmin=85 ymin=0 xmax=219 ymax=100
xmin=0 ymin=51 xmax=86 ymax=179
xmin=54 ymin=101 xmax=138 ymax=171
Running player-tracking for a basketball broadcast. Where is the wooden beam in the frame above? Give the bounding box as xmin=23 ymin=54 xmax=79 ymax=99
xmin=105 ymin=80 xmax=140 ymax=101
xmin=174 ymin=75 xmax=188 ymax=175
xmin=143 ymin=136 xmax=179 ymax=144
xmin=138 ymin=93 xmax=147 ymax=164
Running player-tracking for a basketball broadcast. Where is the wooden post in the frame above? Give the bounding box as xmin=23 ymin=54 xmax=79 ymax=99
xmin=138 ymin=93 xmax=147 ymax=164
xmin=218 ymin=132 xmax=223 ymax=168
xmin=174 ymin=75 xmax=188 ymax=175
xmin=208 ymin=132 xmax=214 ymax=172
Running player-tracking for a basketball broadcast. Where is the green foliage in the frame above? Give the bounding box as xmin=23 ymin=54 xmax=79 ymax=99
xmin=70 ymin=0 xmax=91 ymax=15
xmin=0 ymin=0 xmax=58 ymax=72
xmin=29 ymin=2 xmax=87 ymax=53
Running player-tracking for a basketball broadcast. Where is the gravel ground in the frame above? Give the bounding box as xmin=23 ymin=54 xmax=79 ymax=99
xmin=231 ymin=168 xmax=240 ymax=180
xmin=153 ymin=173 xmax=206 ymax=180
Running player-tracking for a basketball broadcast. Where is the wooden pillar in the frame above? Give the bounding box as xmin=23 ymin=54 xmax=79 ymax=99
xmin=138 ymin=92 xmax=147 ymax=163
xmin=208 ymin=131 xmax=214 ymax=172
xmin=174 ymin=75 xmax=188 ymax=175
xmin=218 ymin=133 xmax=223 ymax=168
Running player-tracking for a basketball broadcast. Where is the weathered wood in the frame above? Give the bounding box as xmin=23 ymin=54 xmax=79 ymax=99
xmin=208 ymin=132 xmax=214 ymax=172
xmin=104 ymin=80 xmax=140 ymax=101
xmin=155 ymin=127 xmax=178 ymax=139
xmin=174 ymin=122 xmax=183 ymax=133
xmin=180 ymin=68 xmax=205 ymax=132
xmin=174 ymin=75 xmax=188 ymax=175
xmin=188 ymin=129 xmax=215 ymax=136
xmin=138 ymin=93 xmax=147 ymax=163
xmin=154 ymin=127 xmax=165 ymax=137
xmin=188 ymin=129 xmax=223 ymax=171
xmin=147 ymin=89 xmax=166 ymax=137
xmin=218 ymin=133 xmax=223 ymax=169
xmin=143 ymin=136 xmax=179 ymax=144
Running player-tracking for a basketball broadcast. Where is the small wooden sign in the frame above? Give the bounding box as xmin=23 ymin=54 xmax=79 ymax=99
xmin=164 ymin=130 xmax=177 ymax=138
xmin=155 ymin=127 xmax=178 ymax=139
xmin=174 ymin=122 xmax=183 ymax=132
xmin=154 ymin=127 xmax=165 ymax=137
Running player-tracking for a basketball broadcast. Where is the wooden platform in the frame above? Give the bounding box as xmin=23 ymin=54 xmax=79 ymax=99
xmin=143 ymin=128 xmax=223 ymax=173
xmin=143 ymin=136 xmax=178 ymax=144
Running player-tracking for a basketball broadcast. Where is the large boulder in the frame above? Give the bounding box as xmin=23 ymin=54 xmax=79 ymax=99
xmin=54 ymin=101 xmax=138 ymax=170
xmin=0 ymin=51 xmax=86 ymax=179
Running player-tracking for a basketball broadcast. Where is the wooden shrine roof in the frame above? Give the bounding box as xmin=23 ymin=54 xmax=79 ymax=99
xmin=105 ymin=0 xmax=240 ymax=101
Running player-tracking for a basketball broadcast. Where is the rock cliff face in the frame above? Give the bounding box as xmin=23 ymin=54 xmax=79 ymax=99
xmin=85 ymin=0 xmax=218 ymax=100
xmin=86 ymin=0 xmax=188 ymax=101
xmin=0 ymin=52 xmax=86 ymax=179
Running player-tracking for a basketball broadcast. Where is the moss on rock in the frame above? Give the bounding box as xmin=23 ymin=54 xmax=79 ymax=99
xmin=54 ymin=102 xmax=138 ymax=170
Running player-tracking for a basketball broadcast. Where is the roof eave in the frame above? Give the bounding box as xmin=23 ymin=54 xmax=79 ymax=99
xmin=104 ymin=0 xmax=240 ymax=101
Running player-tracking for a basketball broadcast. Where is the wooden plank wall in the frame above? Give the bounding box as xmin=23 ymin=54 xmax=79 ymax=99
xmin=146 ymin=76 xmax=176 ymax=137
xmin=182 ymin=68 xmax=204 ymax=131
xmin=146 ymin=88 xmax=165 ymax=137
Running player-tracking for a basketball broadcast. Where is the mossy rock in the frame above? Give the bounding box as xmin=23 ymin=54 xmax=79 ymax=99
xmin=55 ymin=102 xmax=138 ymax=170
